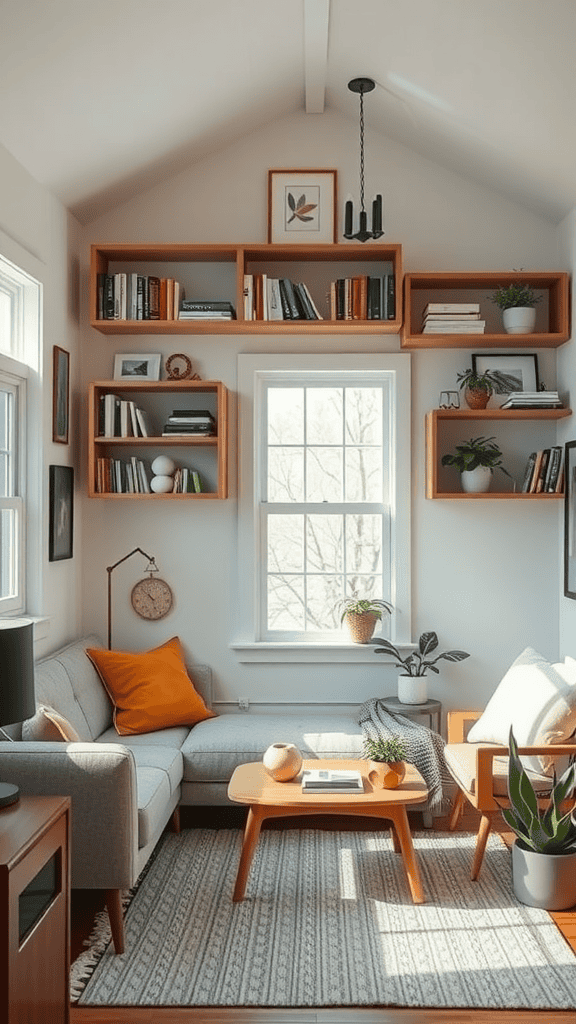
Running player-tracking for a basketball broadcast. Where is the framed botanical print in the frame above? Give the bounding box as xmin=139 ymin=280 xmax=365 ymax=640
xmin=267 ymin=169 xmax=337 ymax=244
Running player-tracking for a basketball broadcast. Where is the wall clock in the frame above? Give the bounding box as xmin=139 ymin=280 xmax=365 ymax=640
xmin=131 ymin=576 xmax=174 ymax=620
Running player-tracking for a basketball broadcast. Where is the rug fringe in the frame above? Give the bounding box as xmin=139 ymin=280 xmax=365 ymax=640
xmin=69 ymin=891 xmax=131 ymax=1002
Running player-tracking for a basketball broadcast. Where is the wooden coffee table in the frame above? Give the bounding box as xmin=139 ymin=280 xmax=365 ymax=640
xmin=227 ymin=758 xmax=428 ymax=904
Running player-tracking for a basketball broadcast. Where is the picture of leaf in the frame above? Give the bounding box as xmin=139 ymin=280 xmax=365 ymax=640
xmin=286 ymin=191 xmax=318 ymax=224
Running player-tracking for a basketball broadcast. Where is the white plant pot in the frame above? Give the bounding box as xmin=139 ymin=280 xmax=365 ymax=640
xmin=502 ymin=306 xmax=536 ymax=334
xmin=398 ymin=674 xmax=428 ymax=705
xmin=461 ymin=466 xmax=492 ymax=494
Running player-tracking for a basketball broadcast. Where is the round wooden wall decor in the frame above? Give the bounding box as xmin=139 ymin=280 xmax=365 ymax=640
xmin=165 ymin=353 xmax=200 ymax=380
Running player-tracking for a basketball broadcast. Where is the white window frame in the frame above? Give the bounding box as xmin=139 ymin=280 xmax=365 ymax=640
xmin=233 ymin=354 xmax=411 ymax=663
xmin=0 ymin=362 xmax=27 ymax=615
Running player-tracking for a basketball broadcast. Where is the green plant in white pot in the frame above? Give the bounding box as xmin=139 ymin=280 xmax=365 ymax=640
xmin=373 ymin=631 xmax=470 ymax=705
xmin=336 ymin=597 xmax=393 ymax=644
xmin=441 ymin=435 xmax=512 ymax=494
xmin=489 ymin=282 xmax=542 ymax=335
xmin=502 ymin=727 xmax=576 ymax=910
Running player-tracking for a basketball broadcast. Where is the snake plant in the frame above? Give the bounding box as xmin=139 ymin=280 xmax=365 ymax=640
xmin=502 ymin=727 xmax=576 ymax=854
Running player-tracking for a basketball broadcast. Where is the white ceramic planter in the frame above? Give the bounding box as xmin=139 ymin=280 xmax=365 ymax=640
xmin=512 ymin=839 xmax=576 ymax=910
xmin=502 ymin=306 xmax=536 ymax=334
xmin=398 ymin=674 xmax=428 ymax=705
xmin=461 ymin=466 xmax=492 ymax=493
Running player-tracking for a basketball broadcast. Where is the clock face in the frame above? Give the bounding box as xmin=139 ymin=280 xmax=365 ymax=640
xmin=131 ymin=577 xmax=174 ymax=620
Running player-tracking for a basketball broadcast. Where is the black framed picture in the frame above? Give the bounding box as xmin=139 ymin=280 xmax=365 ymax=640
xmin=52 ymin=346 xmax=69 ymax=444
xmin=471 ymin=353 xmax=539 ymax=395
xmin=49 ymin=465 xmax=74 ymax=561
xmin=564 ymin=441 xmax=576 ymax=599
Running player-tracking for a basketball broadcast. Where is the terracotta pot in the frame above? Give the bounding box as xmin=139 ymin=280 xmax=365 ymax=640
xmin=345 ymin=612 xmax=378 ymax=644
xmin=464 ymin=386 xmax=490 ymax=410
xmin=368 ymin=760 xmax=406 ymax=789
xmin=262 ymin=742 xmax=303 ymax=782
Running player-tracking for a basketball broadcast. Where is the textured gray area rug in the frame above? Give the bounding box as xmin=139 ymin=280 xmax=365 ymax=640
xmin=71 ymin=828 xmax=576 ymax=1009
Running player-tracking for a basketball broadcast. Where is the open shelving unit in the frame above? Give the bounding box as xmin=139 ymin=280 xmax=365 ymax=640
xmin=402 ymin=271 xmax=570 ymax=349
xmin=88 ymin=380 xmax=228 ymax=499
xmin=89 ymin=242 xmax=403 ymax=335
xmin=425 ymin=407 xmax=572 ymax=499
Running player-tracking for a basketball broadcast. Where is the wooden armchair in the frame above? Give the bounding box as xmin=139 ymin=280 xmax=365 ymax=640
xmin=445 ymin=710 xmax=576 ymax=880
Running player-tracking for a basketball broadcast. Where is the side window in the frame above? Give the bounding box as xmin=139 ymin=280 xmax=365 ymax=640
xmin=0 ymin=370 xmax=25 ymax=614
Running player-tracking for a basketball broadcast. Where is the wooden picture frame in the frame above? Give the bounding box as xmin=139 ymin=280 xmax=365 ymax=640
xmin=267 ymin=169 xmax=337 ymax=244
xmin=49 ymin=465 xmax=74 ymax=561
xmin=113 ymin=353 xmax=161 ymax=381
xmin=564 ymin=441 xmax=576 ymax=598
xmin=52 ymin=346 xmax=69 ymax=444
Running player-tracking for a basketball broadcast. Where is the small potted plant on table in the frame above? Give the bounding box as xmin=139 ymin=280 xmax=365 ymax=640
xmin=336 ymin=597 xmax=393 ymax=644
xmin=441 ymin=435 xmax=512 ymax=494
xmin=363 ymin=736 xmax=408 ymax=789
xmin=374 ymin=630 xmax=470 ymax=704
xmin=489 ymin=281 xmax=542 ymax=334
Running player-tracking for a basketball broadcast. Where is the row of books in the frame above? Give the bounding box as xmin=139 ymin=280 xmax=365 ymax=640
xmin=95 ymin=458 xmax=203 ymax=494
xmin=243 ymin=275 xmax=323 ymax=321
xmin=161 ymin=410 xmax=216 ymax=436
xmin=97 ymin=274 xmax=183 ymax=321
xmin=521 ymin=447 xmax=564 ymax=494
xmin=422 ymin=302 xmax=485 ymax=334
xmin=98 ymin=394 xmax=153 ymax=438
xmin=330 ymin=274 xmax=396 ymax=321
xmin=500 ymin=391 xmax=562 ymax=410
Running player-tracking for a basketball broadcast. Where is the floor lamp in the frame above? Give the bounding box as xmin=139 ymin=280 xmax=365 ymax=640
xmin=106 ymin=547 xmax=158 ymax=649
xmin=0 ymin=619 xmax=36 ymax=807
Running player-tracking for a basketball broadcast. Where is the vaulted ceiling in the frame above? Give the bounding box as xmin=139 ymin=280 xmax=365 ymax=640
xmin=1 ymin=0 xmax=575 ymax=224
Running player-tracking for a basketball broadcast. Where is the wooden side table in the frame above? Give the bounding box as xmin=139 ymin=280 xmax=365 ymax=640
xmin=0 ymin=795 xmax=70 ymax=1024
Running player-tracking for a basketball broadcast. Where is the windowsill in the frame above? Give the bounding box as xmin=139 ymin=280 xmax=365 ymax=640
xmin=231 ymin=640 xmax=415 ymax=664
xmin=0 ymin=615 xmax=50 ymax=644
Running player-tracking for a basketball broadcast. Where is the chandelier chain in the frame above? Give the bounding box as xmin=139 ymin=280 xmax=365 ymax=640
xmin=359 ymin=88 xmax=366 ymax=213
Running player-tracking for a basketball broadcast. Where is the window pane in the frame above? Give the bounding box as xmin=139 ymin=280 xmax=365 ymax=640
xmin=345 ymin=387 xmax=382 ymax=444
xmin=345 ymin=448 xmax=383 ymax=502
xmin=306 ymin=447 xmax=343 ymax=501
xmin=345 ymin=514 xmax=383 ymax=574
xmin=268 ymin=447 xmax=304 ymax=501
xmin=267 ymin=574 xmax=305 ymax=630
xmin=0 ymin=508 xmax=16 ymax=599
xmin=306 ymin=388 xmax=342 ymax=444
xmin=306 ymin=515 xmax=343 ymax=572
xmin=0 ymin=290 xmax=11 ymax=355
xmin=267 ymin=515 xmax=303 ymax=572
xmin=306 ymin=575 xmax=343 ymax=630
xmin=268 ymin=388 xmax=303 ymax=444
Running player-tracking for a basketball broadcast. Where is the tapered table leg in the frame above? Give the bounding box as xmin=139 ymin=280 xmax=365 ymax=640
xmin=388 ymin=804 xmax=425 ymax=904
xmin=232 ymin=805 xmax=265 ymax=901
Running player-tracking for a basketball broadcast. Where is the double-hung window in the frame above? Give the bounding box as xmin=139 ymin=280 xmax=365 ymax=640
xmin=236 ymin=354 xmax=411 ymax=658
xmin=0 ymin=365 xmax=26 ymax=614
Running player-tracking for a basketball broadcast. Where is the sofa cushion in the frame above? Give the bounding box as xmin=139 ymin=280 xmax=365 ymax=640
xmin=97 ymin=725 xmax=190 ymax=748
xmin=22 ymin=705 xmax=81 ymax=742
xmin=181 ymin=713 xmax=364 ymax=783
xmin=86 ymin=637 xmax=217 ymax=736
xmin=33 ymin=634 xmax=113 ymax=740
xmin=467 ymin=647 xmax=576 ymax=775
xmin=444 ymin=742 xmax=552 ymax=797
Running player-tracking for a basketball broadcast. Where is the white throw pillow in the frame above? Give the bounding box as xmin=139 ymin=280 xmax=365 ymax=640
xmin=22 ymin=705 xmax=81 ymax=743
xmin=467 ymin=647 xmax=576 ymax=775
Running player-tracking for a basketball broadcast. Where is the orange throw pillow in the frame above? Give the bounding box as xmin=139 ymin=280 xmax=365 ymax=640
xmin=86 ymin=637 xmax=216 ymax=735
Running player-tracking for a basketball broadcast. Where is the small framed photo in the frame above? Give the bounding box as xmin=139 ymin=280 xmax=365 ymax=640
xmin=471 ymin=352 xmax=539 ymax=400
xmin=267 ymin=169 xmax=337 ymax=244
xmin=113 ymin=353 xmax=161 ymax=381
xmin=565 ymin=441 xmax=576 ymax=599
xmin=52 ymin=346 xmax=70 ymax=444
xmin=49 ymin=465 xmax=74 ymax=562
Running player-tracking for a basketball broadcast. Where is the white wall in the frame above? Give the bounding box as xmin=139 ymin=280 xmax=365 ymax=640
xmin=0 ymin=142 xmax=82 ymax=656
xmin=80 ymin=110 xmax=567 ymax=715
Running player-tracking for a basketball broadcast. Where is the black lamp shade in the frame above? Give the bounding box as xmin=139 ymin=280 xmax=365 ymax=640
xmin=0 ymin=619 xmax=36 ymax=728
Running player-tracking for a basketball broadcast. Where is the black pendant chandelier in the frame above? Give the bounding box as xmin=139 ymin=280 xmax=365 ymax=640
xmin=344 ymin=77 xmax=383 ymax=242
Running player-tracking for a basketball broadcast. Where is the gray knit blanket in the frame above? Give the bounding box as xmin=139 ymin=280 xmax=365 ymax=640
xmin=358 ymin=698 xmax=453 ymax=815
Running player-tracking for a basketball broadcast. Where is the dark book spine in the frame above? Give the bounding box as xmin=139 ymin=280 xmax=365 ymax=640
xmin=148 ymin=277 xmax=160 ymax=319
xmin=294 ymin=282 xmax=315 ymax=319
xmin=386 ymin=273 xmax=395 ymax=319
xmin=367 ymin=276 xmax=380 ymax=319
xmin=335 ymin=279 xmax=345 ymax=320
xmin=279 ymin=279 xmax=301 ymax=319
xmin=103 ymin=275 xmax=115 ymax=319
xmin=521 ymin=452 xmax=537 ymax=493
xmin=136 ymin=276 xmax=145 ymax=320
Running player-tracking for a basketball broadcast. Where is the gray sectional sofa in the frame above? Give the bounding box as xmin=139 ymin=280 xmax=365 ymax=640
xmin=0 ymin=635 xmax=365 ymax=952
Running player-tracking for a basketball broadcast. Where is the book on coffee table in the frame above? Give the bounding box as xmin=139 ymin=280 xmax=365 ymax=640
xmin=301 ymin=768 xmax=364 ymax=793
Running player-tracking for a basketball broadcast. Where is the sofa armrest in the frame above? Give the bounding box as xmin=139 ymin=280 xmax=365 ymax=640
xmin=446 ymin=709 xmax=482 ymax=744
xmin=0 ymin=742 xmax=138 ymax=889
xmin=475 ymin=742 xmax=576 ymax=806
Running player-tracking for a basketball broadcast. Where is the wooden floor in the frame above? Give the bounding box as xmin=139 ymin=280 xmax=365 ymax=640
xmin=69 ymin=805 xmax=576 ymax=1024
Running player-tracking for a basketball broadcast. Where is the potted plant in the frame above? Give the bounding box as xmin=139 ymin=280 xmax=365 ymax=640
xmin=489 ymin=282 xmax=542 ymax=334
xmin=362 ymin=736 xmax=408 ymax=789
xmin=373 ymin=631 xmax=470 ymax=704
xmin=441 ymin=435 xmax=512 ymax=494
xmin=456 ymin=368 xmax=521 ymax=410
xmin=503 ymin=727 xmax=576 ymax=910
xmin=336 ymin=597 xmax=393 ymax=644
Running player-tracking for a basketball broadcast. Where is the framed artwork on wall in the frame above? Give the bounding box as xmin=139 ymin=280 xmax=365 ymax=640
xmin=114 ymin=353 xmax=161 ymax=381
xmin=49 ymin=465 xmax=74 ymax=561
xmin=564 ymin=441 xmax=576 ymax=599
xmin=471 ymin=353 xmax=539 ymax=396
xmin=52 ymin=346 xmax=70 ymax=444
xmin=267 ymin=169 xmax=337 ymax=244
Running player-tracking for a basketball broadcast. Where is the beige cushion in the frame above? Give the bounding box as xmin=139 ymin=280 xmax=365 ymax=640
xmin=444 ymin=742 xmax=551 ymax=797
xmin=466 ymin=647 xmax=576 ymax=775
xmin=22 ymin=705 xmax=81 ymax=742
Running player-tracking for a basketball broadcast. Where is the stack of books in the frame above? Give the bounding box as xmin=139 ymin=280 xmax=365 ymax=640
xmin=301 ymin=768 xmax=364 ymax=793
xmin=522 ymin=446 xmax=565 ymax=494
xmin=172 ymin=468 xmax=202 ymax=493
xmin=162 ymin=409 xmax=216 ymax=436
xmin=422 ymin=302 xmax=485 ymax=333
xmin=500 ymin=391 xmax=562 ymax=410
xmin=178 ymin=300 xmax=236 ymax=320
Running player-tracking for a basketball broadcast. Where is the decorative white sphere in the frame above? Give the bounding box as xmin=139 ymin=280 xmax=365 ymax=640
xmin=151 ymin=455 xmax=176 ymax=477
xmin=150 ymin=474 xmax=174 ymax=493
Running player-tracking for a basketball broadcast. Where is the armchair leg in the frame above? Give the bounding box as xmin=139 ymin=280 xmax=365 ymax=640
xmin=471 ymin=814 xmax=493 ymax=881
xmin=105 ymin=889 xmax=125 ymax=954
xmin=448 ymin=788 xmax=465 ymax=831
